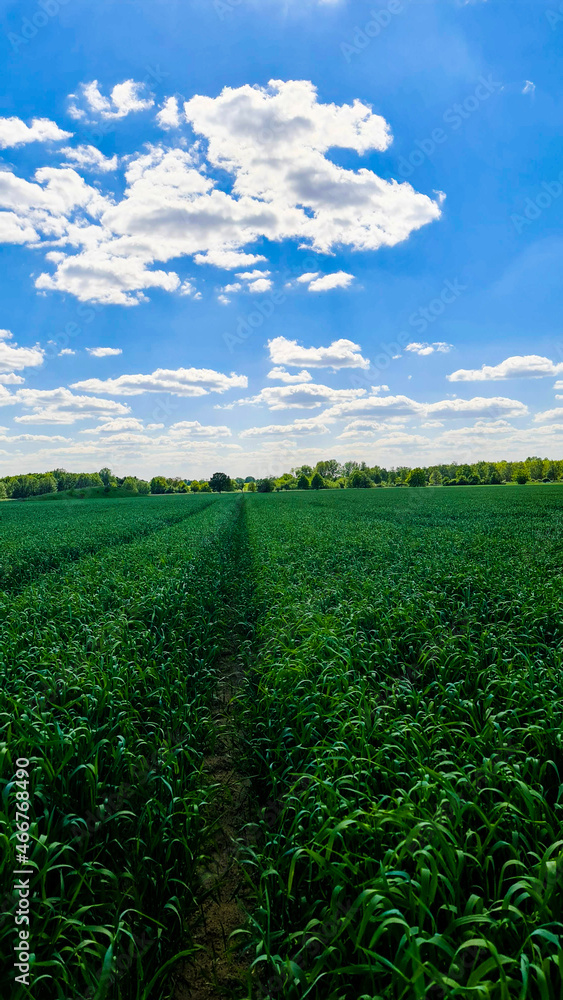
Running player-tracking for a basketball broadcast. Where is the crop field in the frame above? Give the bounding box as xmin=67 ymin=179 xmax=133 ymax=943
xmin=1 ymin=487 xmax=563 ymax=999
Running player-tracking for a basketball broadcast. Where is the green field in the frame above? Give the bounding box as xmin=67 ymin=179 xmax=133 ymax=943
xmin=1 ymin=487 xmax=562 ymax=999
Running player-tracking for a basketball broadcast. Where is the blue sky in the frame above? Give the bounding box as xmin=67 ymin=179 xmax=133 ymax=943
xmin=0 ymin=0 xmax=561 ymax=479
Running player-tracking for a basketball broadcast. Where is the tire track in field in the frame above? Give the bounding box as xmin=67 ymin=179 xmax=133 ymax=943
xmin=172 ymin=498 xmax=257 ymax=1000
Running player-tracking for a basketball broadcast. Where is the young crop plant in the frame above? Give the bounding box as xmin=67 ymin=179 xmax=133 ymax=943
xmin=237 ymin=486 xmax=563 ymax=1000
xmin=0 ymin=494 xmax=253 ymax=1000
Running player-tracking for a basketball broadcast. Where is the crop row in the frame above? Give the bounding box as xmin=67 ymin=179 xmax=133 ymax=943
xmin=238 ymin=488 xmax=563 ymax=999
xmin=0 ymin=494 xmax=246 ymax=1000
xmin=0 ymin=493 xmax=217 ymax=592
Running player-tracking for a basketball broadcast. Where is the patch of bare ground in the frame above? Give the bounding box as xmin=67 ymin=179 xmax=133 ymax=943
xmin=171 ymin=657 xmax=255 ymax=1000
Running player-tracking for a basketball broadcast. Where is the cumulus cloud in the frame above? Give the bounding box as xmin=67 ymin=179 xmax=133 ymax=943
xmin=59 ymin=145 xmax=118 ymax=172
xmin=1 ymin=80 xmax=441 ymax=306
xmin=194 ymin=249 xmax=268 ymax=268
xmin=323 ymin=393 xmax=529 ymax=420
xmin=447 ymin=354 xmax=563 ymax=381
xmin=533 ymin=407 xmax=563 ymax=423
xmin=296 ymin=272 xmax=320 ymax=284
xmin=0 ymin=117 xmax=71 ymax=149
xmin=183 ymin=79 xmax=441 ymax=256
xmin=247 ymin=277 xmax=273 ymax=293
xmin=68 ymin=80 xmax=154 ymax=121
xmin=0 ymin=329 xmax=44 ymax=374
xmin=336 ymin=418 xmax=409 ymax=439
xmin=85 ymin=417 xmax=145 ymax=433
xmin=71 ymin=367 xmax=247 ymax=396
xmin=307 ymin=271 xmax=355 ymax=292
xmin=59 ymin=348 xmax=75 ymax=356
xmin=236 ymin=269 xmax=271 ymax=280
xmin=156 ymin=96 xmax=181 ymax=130
xmin=86 ymin=347 xmax=123 ymax=357
xmin=168 ymin=421 xmax=231 ymax=438
xmin=406 ymin=341 xmax=453 ymax=356
xmin=268 ymin=335 xmax=369 ymax=369
xmin=222 ymin=382 xmax=366 ymax=410
xmin=11 ymin=387 xmax=130 ymax=424
xmin=267 ymin=366 xmax=313 ymax=383
xmin=240 ymin=418 xmax=329 ymax=437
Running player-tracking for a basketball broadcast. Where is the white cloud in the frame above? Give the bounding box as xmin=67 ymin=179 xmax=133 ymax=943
xmin=85 ymin=417 xmax=145 ymax=434
xmin=194 ymin=249 xmax=268 ymax=268
xmin=1 ymin=81 xmax=441 ymax=307
xmin=184 ymin=80 xmax=441 ymax=255
xmin=71 ymin=367 xmax=247 ymax=396
xmin=323 ymin=393 xmax=529 ymax=420
xmin=0 ymin=117 xmax=71 ymax=149
xmin=307 ymin=271 xmax=355 ymax=292
xmin=268 ymin=335 xmax=369 ymax=369
xmin=0 ymin=329 xmax=44 ymax=374
xmin=59 ymin=348 xmax=76 ymax=356
xmin=218 ymin=294 xmax=231 ymax=305
xmin=59 ymin=145 xmax=118 ymax=172
xmin=156 ymin=96 xmax=181 ymax=130
xmin=223 ymin=382 xmax=366 ymax=410
xmin=240 ymin=418 xmax=329 ymax=438
xmin=36 ymin=250 xmax=180 ymax=306
xmin=0 ymin=372 xmax=25 ymax=384
xmin=68 ymin=80 xmax=154 ymax=121
xmin=267 ymin=366 xmax=313 ymax=383
xmin=406 ymin=341 xmax=453 ymax=356
xmin=296 ymin=272 xmax=320 ymax=283
xmin=168 ymin=421 xmax=231 ymax=438
xmin=337 ymin=418 xmax=410 ymax=439
xmin=221 ymin=282 xmax=242 ymax=294
xmin=179 ymin=279 xmax=201 ymax=298
xmin=11 ymin=387 xmax=130 ymax=424
xmin=86 ymin=347 xmax=123 ymax=357
xmin=533 ymin=407 xmax=563 ymax=423
xmin=522 ymin=80 xmax=535 ymax=94
xmin=236 ymin=269 xmax=271 ymax=280
xmin=247 ymin=277 xmax=273 ymax=293
xmin=448 ymin=354 xmax=563 ymax=381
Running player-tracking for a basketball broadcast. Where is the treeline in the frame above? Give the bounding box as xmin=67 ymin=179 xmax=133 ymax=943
xmin=256 ymin=456 xmax=563 ymax=491
xmin=1 ymin=457 xmax=561 ymax=501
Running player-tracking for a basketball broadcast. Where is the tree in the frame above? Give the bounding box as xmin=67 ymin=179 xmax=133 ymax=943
xmin=150 ymin=476 xmax=168 ymax=495
xmin=257 ymin=478 xmax=274 ymax=493
xmin=0 ymin=482 xmax=6 ymax=500
xmin=244 ymin=476 xmax=256 ymax=483
xmin=176 ymin=481 xmax=189 ymax=492
xmin=489 ymin=470 xmax=502 ymax=485
xmin=348 ymin=470 xmax=372 ymax=489
xmin=244 ymin=480 xmax=257 ymax=492
xmin=311 ymin=472 xmax=325 ymax=490
xmin=429 ymin=469 xmax=442 ymax=486
xmin=293 ymin=465 xmax=313 ymax=479
xmin=122 ymin=476 xmax=139 ymax=493
xmin=137 ymin=480 xmax=150 ymax=494
xmin=297 ymin=474 xmax=310 ymax=490
xmin=516 ymin=471 xmax=530 ymax=485
xmin=407 ymin=468 xmax=426 ymax=487
xmin=315 ymin=459 xmax=341 ymax=481
xmin=99 ymin=467 xmax=117 ymax=487
xmin=209 ymin=472 xmax=233 ymax=493
xmin=199 ymin=482 xmax=212 ymax=492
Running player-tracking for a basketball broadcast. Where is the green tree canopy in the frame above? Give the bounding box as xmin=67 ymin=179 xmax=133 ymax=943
xmin=209 ymin=472 xmax=233 ymax=493
xmin=407 ymin=468 xmax=426 ymax=487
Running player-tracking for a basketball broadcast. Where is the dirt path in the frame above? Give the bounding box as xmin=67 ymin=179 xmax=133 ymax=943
xmin=172 ymin=657 xmax=254 ymax=1000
